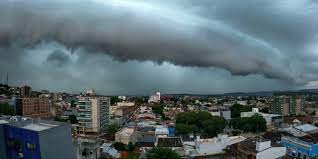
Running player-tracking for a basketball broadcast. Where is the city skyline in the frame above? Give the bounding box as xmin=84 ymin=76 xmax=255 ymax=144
xmin=1 ymin=0 xmax=318 ymax=94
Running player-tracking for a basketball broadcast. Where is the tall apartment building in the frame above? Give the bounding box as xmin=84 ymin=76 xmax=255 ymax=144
xmin=0 ymin=118 xmax=76 ymax=159
xmin=20 ymin=85 xmax=32 ymax=97
xmin=77 ymin=96 xmax=110 ymax=133
xmin=271 ymin=96 xmax=305 ymax=116
xmin=16 ymin=98 xmax=51 ymax=119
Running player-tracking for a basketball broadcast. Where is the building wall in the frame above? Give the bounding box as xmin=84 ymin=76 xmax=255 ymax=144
xmin=91 ymin=98 xmax=99 ymax=132
xmin=77 ymin=96 xmax=110 ymax=133
xmin=0 ymin=124 xmax=7 ymax=159
xmin=99 ymin=99 xmax=109 ymax=131
xmin=78 ymin=100 xmax=93 ymax=132
xmin=256 ymin=147 xmax=286 ymax=159
xmin=3 ymin=125 xmax=42 ymax=159
xmin=20 ymin=85 xmax=32 ymax=97
xmin=272 ymin=96 xmax=304 ymax=116
xmin=38 ymin=124 xmax=76 ymax=159
xmin=16 ymin=98 xmax=51 ymax=118
xmin=283 ymin=102 xmax=290 ymax=116
xmin=281 ymin=136 xmax=318 ymax=158
xmin=75 ymin=138 xmax=101 ymax=159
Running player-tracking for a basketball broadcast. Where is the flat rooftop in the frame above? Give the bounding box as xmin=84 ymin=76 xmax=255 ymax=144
xmin=0 ymin=120 xmax=9 ymax=124
xmin=295 ymin=124 xmax=318 ymax=133
xmin=22 ymin=122 xmax=59 ymax=131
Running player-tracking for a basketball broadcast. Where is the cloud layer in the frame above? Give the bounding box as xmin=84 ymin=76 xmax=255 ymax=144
xmin=0 ymin=0 xmax=318 ymax=94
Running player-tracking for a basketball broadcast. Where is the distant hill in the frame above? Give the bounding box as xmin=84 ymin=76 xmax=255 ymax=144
xmin=164 ymin=89 xmax=318 ymax=97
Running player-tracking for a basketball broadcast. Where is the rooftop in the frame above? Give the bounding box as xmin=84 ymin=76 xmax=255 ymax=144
xmin=0 ymin=120 xmax=9 ymax=124
xmin=3 ymin=118 xmax=66 ymax=132
xmin=295 ymin=124 xmax=318 ymax=133
xmin=299 ymin=132 xmax=318 ymax=143
xmin=235 ymin=138 xmax=271 ymax=153
xmin=117 ymin=127 xmax=135 ymax=136
xmin=22 ymin=122 xmax=59 ymax=131
xmin=157 ymin=137 xmax=183 ymax=147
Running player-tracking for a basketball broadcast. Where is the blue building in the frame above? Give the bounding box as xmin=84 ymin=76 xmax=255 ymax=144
xmin=281 ymin=135 xmax=318 ymax=159
xmin=0 ymin=119 xmax=9 ymax=159
xmin=0 ymin=117 xmax=76 ymax=159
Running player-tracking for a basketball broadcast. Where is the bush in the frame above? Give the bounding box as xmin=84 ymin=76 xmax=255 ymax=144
xmin=144 ymin=147 xmax=181 ymax=159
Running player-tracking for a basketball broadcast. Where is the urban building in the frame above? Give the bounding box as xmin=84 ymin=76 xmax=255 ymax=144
xmin=85 ymin=89 xmax=96 ymax=96
xmin=271 ymin=96 xmax=305 ymax=116
xmin=231 ymin=138 xmax=286 ymax=159
xmin=185 ymin=134 xmax=246 ymax=157
xmin=118 ymin=96 xmax=127 ymax=101
xmin=148 ymin=92 xmax=161 ymax=103
xmin=110 ymin=102 xmax=138 ymax=126
xmin=100 ymin=143 xmax=120 ymax=159
xmin=77 ymin=96 xmax=110 ymax=133
xmin=20 ymin=85 xmax=32 ymax=97
xmin=0 ymin=119 xmax=9 ymax=159
xmin=0 ymin=118 xmax=76 ymax=159
xmin=155 ymin=126 xmax=169 ymax=138
xmin=115 ymin=127 xmax=137 ymax=145
xmin=15 ymin=97 xmax=51 ymax=119
xmin=210 ymin=110 xmax=231 ymax=120
xmin=281 ymin=124 xmax=318 ymax=159
xmin=74 ymin=137 xmax=101 ymax=159
xmin=241 ymin=108 xmax=283 ymax=127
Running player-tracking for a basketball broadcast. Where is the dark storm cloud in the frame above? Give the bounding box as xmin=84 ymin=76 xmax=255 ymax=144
xmin=1 ymin=0 xmax=317 ymax=82
xmin=0 ymin=0 xmax=318 ymax=93
xmin=46 ymin=49 xmax=71 ymax=67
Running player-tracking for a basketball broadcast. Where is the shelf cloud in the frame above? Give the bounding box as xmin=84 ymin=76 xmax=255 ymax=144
xmin=0 ymin=0 xmax=318 ymax=93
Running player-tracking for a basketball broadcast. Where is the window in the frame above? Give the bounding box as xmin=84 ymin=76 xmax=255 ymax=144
xmin=26 ymin=143 xmax=36 ymax=150
xmin=7 ymin=139 xmax=14 ymax=148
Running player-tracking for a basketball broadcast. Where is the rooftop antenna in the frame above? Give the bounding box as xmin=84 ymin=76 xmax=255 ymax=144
xmin=6 ymin=72 xmax=8 ymax=85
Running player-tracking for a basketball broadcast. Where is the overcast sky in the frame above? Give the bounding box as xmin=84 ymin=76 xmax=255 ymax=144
xmin=0 ymin=0 xmax=318 ymax=95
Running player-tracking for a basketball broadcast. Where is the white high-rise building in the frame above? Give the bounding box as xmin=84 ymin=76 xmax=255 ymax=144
xmin=148 ymin=92 xmax=161 ymax=103
xmin=77 ymin=96 xmax=110 ymax=133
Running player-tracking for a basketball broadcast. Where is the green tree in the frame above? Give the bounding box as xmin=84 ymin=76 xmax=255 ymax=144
xmin=111 ymin=96 xmax=122 ymax=105
xmin=127 ymin=142 xmax=135 ymax=152
xmin=175 ymin=123 xmax=197 ymax=134
xmin=70 ymin=100 xmax=76 ymax=108
xmin=69 ymin=115 xmax=78 ymax=124
xmin=144 ymin=147 xmax=181 ymax=159
xmin=152 ymin=103 xmax=164 ymax=115
xmin=171 ymin=97 xmax=178 ymax=104
xmin=112 ymin=142 xmax=127 ymax=151
xmin=250 ymin=114 xmax=267 ymax=133
xmin=107 ymin=123 xmax=120 ymax=135
xmin=0 ymin=103 xmax=15 ymax=115
xmin=230 ymin=104 xmax=252 ymax=118
xmin=176 ymin=112 xmax=197 ymax=125
xmin=229 ymin=115 xmax=266 ymax=133
xmin=131 ymin=97 xmax=144 ymax=105
xmin=201 ymin=116 xmax=227 ymax=138
xmin=175 ymin=111 xmax=226 ymax=137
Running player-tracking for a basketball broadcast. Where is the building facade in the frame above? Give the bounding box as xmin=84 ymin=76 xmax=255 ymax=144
xmin=241 ymin=108 xmax=283 ymax=127
xmin=77 ymin=96 xmax=110 ymax=133
xmin=281 ymin=135 xmax=318 ymax=159
xmin=115 ymin=127 xmax=137 ymax=145
xmin=16 ymin=98 xmax=51 ymax=119
xmin=0 ymin=119 xmax=76 ymax=159
xmin=231 ymin=138 xmax=286 ymax=159
xmin=271 ymin=96 xmax=305 ymax=116
xmin=20 ymin=85 xmax=32 ymax=97
xmin=148 ymin=92 xmax=161 ymax=103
